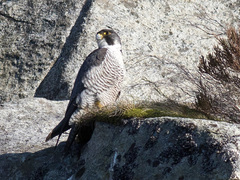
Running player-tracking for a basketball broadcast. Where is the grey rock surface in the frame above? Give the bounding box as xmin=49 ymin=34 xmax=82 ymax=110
xmin=0 ymin=98 xmax=68 ymax=154
xmin=34 ymin=0 xmax=240 ymax=104
xmin=79 ymin=118 xmax=240 ymax=180
xmin=0 ymin=98 xmax=240 ymax=180
xmin=0 ymin=0 xmax=85 ymax=103
xmin=1 ymin=0 xmax=240 ymax=180
xmin=1 ymin=0 xmax=239 ymax=104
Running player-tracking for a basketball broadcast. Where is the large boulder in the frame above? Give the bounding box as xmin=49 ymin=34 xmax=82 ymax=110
xmin=1 ymin=0 xmax=239 ymax=104
xmin=0 ymin=98 xmax=240 ymax=179
xmin=36 ymin=0 xmax=240 ymax=104
xmin=76 ymin=118 xmax=240 ymax=180
xmin=1 ymin=0 xmax=240 ymax=179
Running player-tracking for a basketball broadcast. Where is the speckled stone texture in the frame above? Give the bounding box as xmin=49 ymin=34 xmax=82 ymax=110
xmin=1 ymin=0 xmax=240 ymax=179
xmin=0 ymin=98 xmax=68 ymax=154
xmin=0 ymin=0 xmax=84 ymax=103
xmin=34 ymin=0 xmax=240 ymax=104
xmin=1 ymin=0 xmax=240 ymax=104
xmin=1 ymin=112 xmax=240 ymax=179
xmin=77 ymin=118 xmax=240 ymax=180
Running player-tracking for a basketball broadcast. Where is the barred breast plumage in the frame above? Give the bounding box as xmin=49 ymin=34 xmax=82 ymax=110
xmin=80 ymin=46 xmax=125 ymax=108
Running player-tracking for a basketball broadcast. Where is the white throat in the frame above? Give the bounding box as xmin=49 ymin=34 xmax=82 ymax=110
xmin=98 ymin=41 xmax=122 ymax=51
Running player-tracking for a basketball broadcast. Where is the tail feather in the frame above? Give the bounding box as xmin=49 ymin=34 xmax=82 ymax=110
xmin=45 ymin=98 xmax=94 ymax=151
xmin=45 ymin=100 xmax=78 ymax=143
xmin=45 ymin=117 xmax=71 ymax=142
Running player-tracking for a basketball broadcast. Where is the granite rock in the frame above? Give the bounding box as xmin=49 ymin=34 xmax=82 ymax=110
xmin=1 ymin=0 xmax=239 ymax=104
xmin=0 ymin=99 xmax=240 ymax=180
xmin=0 ymin=0 xmax=84 ymax=103
xmin=35 ymin=0 xmax=240 ymax=104
xmin=1 ymin=1 xmax=240 ymax=179
xmin=0 ymin=98 xmax=68 ymax=154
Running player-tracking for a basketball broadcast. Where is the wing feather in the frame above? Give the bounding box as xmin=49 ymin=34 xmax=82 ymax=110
xmin=64 ymin=48 xmax=107 ymax=110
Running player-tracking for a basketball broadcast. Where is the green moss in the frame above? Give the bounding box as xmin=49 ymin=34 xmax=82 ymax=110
xmin=123 ymin=108 xmax=150 ymax=118
xmin=80 ymin=101 xmax=216 ymax=125
xmin=123 ymin=106 xmax=211 ymax=120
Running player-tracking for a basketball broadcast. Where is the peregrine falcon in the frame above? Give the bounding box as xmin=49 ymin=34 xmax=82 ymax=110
xmin=46 ymin=29 xmax=125 ymax=151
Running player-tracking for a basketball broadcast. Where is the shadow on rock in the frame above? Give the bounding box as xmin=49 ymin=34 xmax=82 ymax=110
xmin=1 ymin=118 xmax=238 ymax=180
xmin=34 ymin=0 xmax=94 ymax=100
xmin=0 ymin=142 xmax=83 ymax=180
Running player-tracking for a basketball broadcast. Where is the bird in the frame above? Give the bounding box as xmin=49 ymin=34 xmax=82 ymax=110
xmin=46 ymin=29 xmax=125 ymax=151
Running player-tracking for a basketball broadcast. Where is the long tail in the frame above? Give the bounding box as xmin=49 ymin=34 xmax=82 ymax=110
xmin=45 ymin=100 xmax=78 ymax=145
xmin=45 ymin=99 xmax=95 ymax=151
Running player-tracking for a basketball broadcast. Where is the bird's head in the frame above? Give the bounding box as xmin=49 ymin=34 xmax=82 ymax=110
xmin=96 ymin=29 xmax=121 ymax=49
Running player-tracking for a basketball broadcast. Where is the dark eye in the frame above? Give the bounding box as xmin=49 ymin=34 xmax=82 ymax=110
xmin=104 ymin=31 xmax=111 ymax=36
